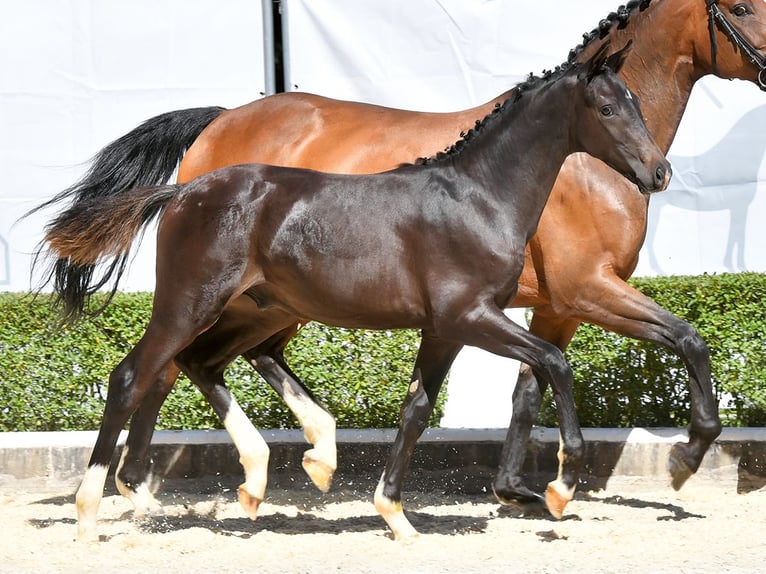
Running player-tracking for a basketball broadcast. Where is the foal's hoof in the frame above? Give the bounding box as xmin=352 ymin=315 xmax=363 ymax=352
xmin=302 ymin=454 xmax=335 ymax=494
xmin=545 ymin=480 xmax=574 ymax=520
xmin=76 ymin=522 xmax=100 ymax=543
xmin=668 ymin=443 xmax=694 ymax=491
xmin=237 ymin=485 xmax=263 ymax=519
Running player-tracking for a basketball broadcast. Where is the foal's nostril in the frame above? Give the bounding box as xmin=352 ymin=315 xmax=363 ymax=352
xmin=654 ymin=163 xmax=670 ymax=188
xmin=655 ymin=164 xmax=666 ymax=184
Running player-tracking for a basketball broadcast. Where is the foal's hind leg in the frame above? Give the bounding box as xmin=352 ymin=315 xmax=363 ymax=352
xmin=245 ymin=345 xmax=337 ymax=493
xmin=76 ymin=332 xmax=196 ymax=541
xmin=114 ymin=365 xmax=180 ymax=517
xmin=175 ymin=304 xmax=302 ymax=518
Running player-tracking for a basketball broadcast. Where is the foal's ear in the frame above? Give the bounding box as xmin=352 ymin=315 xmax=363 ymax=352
xmin=604 ymin=40 xmax=633 ymax=75
xmin=585 ymin=41 xmax=611 ymax=81
xmin=584 ymin=40 xmax=633 ymax=81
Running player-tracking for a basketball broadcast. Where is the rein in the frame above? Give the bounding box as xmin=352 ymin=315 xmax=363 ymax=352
xmin=706 ymin=0 xmax=766 ymax=89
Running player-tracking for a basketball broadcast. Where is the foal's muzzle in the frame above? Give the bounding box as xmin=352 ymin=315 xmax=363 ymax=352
xmin=637 ymin=160 xmax=672 ymax=195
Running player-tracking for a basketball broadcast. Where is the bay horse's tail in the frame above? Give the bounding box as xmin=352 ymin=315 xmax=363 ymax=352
xmin=27 ymin=105 xmax=224 ymax=322
xmin=38 ymin=184 xmax=181 ymax=323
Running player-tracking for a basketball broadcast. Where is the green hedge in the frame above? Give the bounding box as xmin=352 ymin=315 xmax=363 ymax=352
xmin=0 ymin=292 xmax=429 ymax=431
xmin=0 ymin=273 xmax=764 ymax=431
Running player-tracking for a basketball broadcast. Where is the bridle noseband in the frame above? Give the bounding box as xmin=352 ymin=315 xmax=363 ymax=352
xmin=706 ymin=0 xmax=766 ymax=90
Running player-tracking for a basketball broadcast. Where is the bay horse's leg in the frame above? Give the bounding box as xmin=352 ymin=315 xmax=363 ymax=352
xmin=245 ymin=348 xmax=337 ymax=493
xmin=173 ymin=353 xmax=270 ymax=519
xmin=374 ymin=331 xmax=462 ymax=541
xmin=185 ymin=296 xmax=337 ymax=491
xmin=555 ymin=276 xmax=720 ymax=488
xmin=114 ymin=365 xmax=181 ymax=516
xmin=492 ymin=314 xmax=580 ymax=511
xmin=497 ymin=274 xmax=721 ymax=500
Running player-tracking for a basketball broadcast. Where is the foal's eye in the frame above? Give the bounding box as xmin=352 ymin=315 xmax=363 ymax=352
xmin=600 ymin=105 xmax=614 ymax=117
xmin=732 ymin=4 xmax=750 ymax=17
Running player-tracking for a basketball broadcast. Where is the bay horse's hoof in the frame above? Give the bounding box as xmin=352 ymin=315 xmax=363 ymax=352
xmin=237 ymin=484 xmax=263 ymax=519
xmin=302 ymin=453 xmax=335 ymax=493
xmin=545 ymin=480 xmax=575 ymax=520
xmin=492 ymin=485 xmax=548 ymax=516
xmin=668 ymin=443 xmax=695 ymax=491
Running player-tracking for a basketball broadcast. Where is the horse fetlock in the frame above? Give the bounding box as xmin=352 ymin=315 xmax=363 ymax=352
xmin=668 ymin=442 xmax=697 ymax=491
xmin=302 ymin=449 xmax=336 ymax=493
xmin=237 ymin=484 xmax=263 ymax=519
xmin=544 ymin=479 xmax=575 ymax=520
xmin=373 ymin=480 xmax=419 ymax=542
xmin=115 ymin=470 xmax=162 ymax=516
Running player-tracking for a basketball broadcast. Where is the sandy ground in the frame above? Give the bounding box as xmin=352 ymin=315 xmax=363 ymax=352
xmin=0 ymin=476 xmax=763 ymax=574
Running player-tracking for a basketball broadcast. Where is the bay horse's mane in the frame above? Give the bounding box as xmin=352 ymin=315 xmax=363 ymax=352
xmin=416 ymin=0 xmax=654 ymax=166
xmin=569 ymin=0 xmax=653 ymax=63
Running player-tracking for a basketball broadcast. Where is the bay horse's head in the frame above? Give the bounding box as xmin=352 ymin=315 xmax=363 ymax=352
xmin=571 ymin=41 xmax=671 ymax=194
xmin=698 ymin=0 xmax=766 ymax=89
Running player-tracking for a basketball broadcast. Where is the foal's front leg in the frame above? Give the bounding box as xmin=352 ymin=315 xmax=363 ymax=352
xmin=374 ymin=333 xmax=462 ymax=541
xmin=492 ymin=313 xmax=580 ymax=511
xmin=438 ymin=303 xmax=585 ymax=519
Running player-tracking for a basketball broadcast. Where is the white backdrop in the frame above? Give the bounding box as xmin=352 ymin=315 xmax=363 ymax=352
xmin=0 ymin=0 xmax=264 ymax=291
xmin=2 ymin=1 xmax=765 ymax=427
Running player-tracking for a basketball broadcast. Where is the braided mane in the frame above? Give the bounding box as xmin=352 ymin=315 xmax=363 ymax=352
xmin=416 ymin=63 xmax=574 ymax=165
xmin=417 ymin=0 xmax=653 ymax=165
xmin=568 ymin=0 xmax=652 ymax=62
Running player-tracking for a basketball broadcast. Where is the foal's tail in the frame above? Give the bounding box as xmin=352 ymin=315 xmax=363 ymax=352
xmin=38 ymin=184 xmax=181 ymax=324
xmin=26 ymin=105 xmax=225 ymax=322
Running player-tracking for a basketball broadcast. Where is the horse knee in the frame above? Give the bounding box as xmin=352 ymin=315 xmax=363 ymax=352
xmin=512 ymin=365 xmax=544 ymax=416
xmin=675 ymin=322 xmax=709 ymax=363
xmin=532 ymin=347 xmax=572 ymax=392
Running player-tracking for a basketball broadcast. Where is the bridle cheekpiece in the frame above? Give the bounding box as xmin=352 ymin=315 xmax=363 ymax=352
xmin=706 ymin=0 xmax=766 ymax=89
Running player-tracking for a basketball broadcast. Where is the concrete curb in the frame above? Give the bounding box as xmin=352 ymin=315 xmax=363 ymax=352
xmin=1 ymin=428 xmax=764 ymax=494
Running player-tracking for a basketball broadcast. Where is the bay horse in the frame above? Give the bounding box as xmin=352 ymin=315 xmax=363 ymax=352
xmin=32 ymin=0 xmax=765 ymax=524
xmin=41 ymin=45 xmax=670 ymax=541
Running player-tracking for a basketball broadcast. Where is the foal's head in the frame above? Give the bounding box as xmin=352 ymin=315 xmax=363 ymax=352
xmin=570 ymin=42 xmax=671 ymax=194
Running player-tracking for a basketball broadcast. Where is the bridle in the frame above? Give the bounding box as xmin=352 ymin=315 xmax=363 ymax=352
xmin=706 ymin=0 xmax=766 ymax=89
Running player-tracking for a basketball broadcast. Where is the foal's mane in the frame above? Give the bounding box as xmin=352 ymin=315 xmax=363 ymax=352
xmin=415 ymin=64 xmax=573 ymax=165
xmin=415 ymin=0 xmax=653 ymax=166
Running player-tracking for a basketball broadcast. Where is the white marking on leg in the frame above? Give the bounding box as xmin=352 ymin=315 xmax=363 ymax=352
xmin=373 ymin=474 xmax=419 ymax=542
xmin=76 ymin=464 xmax=109 ymax=541
xmin=545 ymin=434 xmax=575 ymax=519
xmin=281 ymin=379 xmax=337 ymax=491
xmin=114 ymin=446 xmax=162 ymax=517
xmin=223 ymin=395 xmax=269 ymax=516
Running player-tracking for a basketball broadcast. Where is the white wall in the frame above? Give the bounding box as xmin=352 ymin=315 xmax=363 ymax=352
xmin=0 ymin=0 xmax=265 ymax=291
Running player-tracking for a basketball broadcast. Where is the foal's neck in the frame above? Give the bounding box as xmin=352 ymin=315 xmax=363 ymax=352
xmin=455 ymin=76 xmax=575 ymax=202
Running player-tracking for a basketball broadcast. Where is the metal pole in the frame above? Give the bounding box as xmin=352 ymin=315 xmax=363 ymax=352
xmin=280 ymin=0 xmax=292 ymax=91
xmin=261 ymin=0 xmax=276 ymax=95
